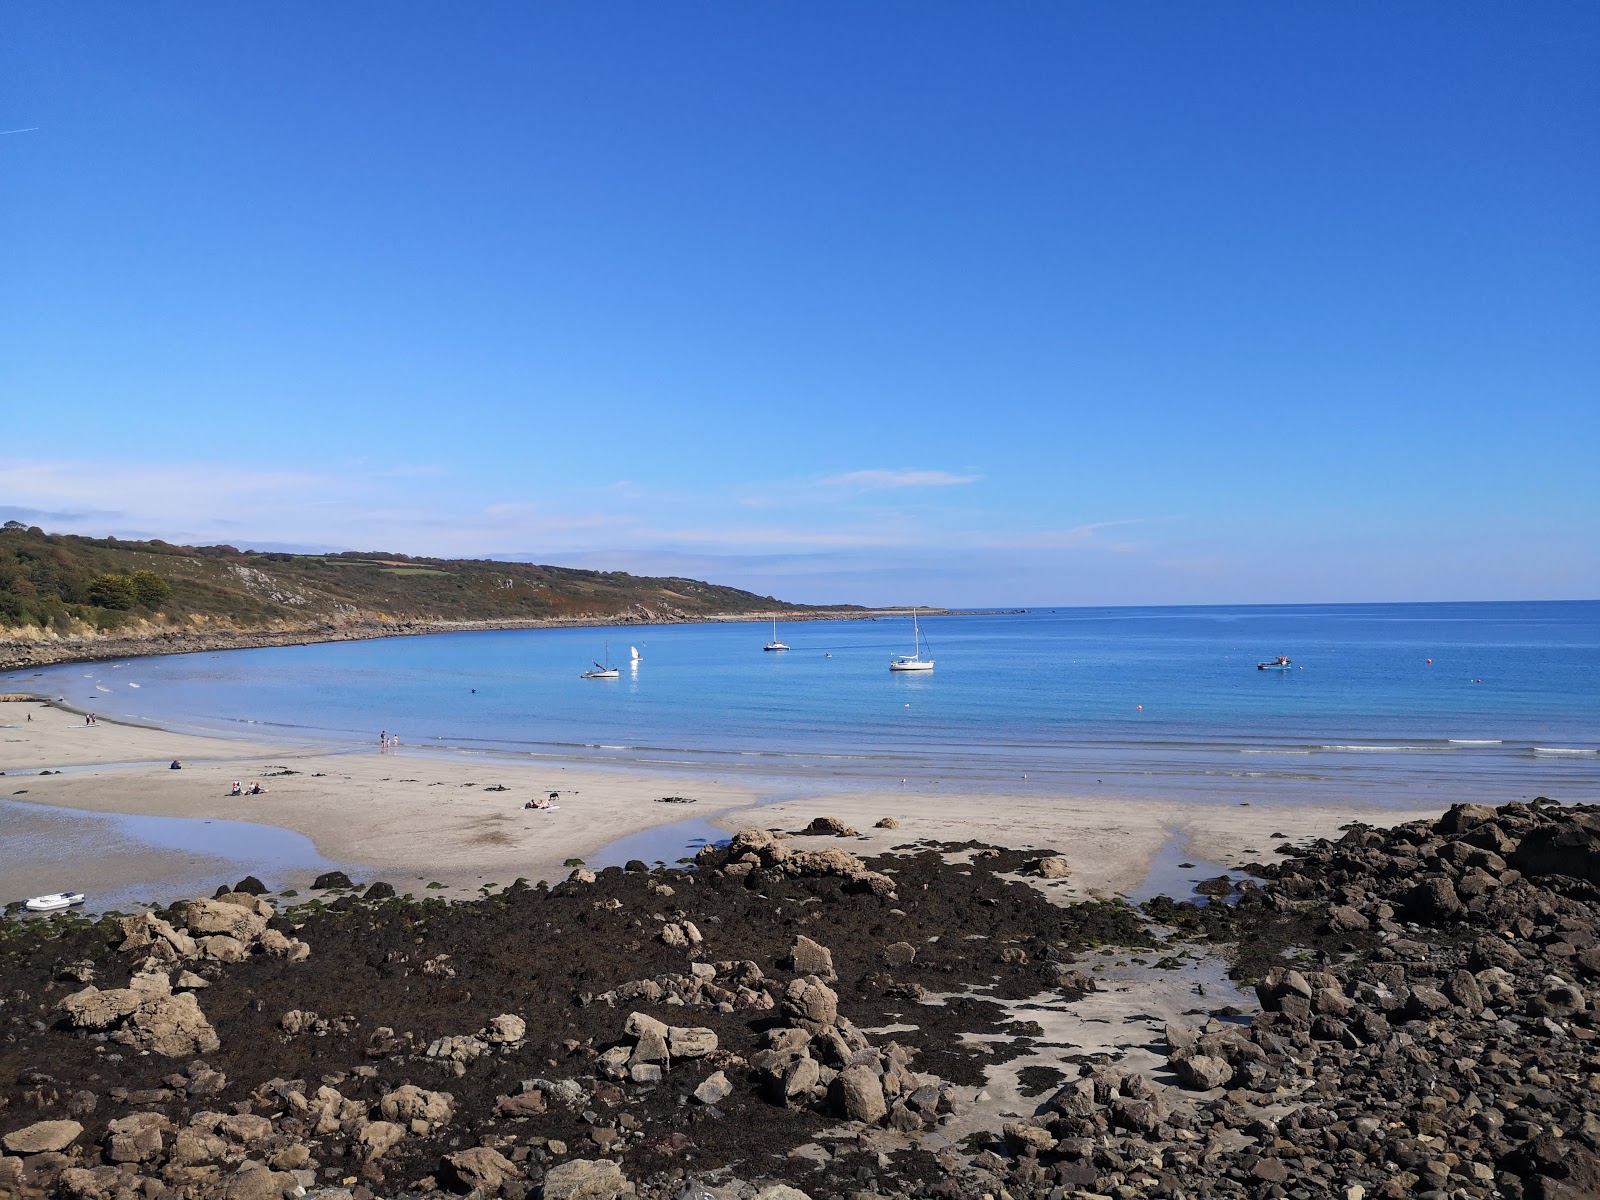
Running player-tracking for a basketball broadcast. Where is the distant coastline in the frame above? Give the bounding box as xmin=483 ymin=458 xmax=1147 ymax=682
xmin=0 ymin=607 xmax=950 ymax=672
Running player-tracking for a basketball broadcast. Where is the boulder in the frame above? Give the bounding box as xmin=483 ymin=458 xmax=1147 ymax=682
xmin=803 ymin=816 xmax=857 ymax=837
xmin=1003 ymin=1121 xmax=1057 ymax=1155
xmin=1326 ymin=905 xmax=1370 ymax=932
xmin=1438 ymin=803 xmax=1498 ymax=834
xmin=378 ymin=1084 xmax=454 ymax=1126
xmin=542 ymin=1157 xmax=632 ymax=1200
xmin=485 ymin=1013 xmax=526 ymax=1043
xmin=495 ymin=1091 xmax=547 ymax=1118
xmin=1034 ymin=856 xmax=1072 ymax=879
xmin=780 ymin=1054 xmax=822 ymax=1102
xmin=789 ymin=935 xmax=835 ymax=978
xmin=59 ymin=980 xmax=219 ymax=1057
xmin=105 ymin=1113 xmax=168 ymax=1164
xmin=1513 ymin=816 xmax=1600 ymax=883
xmin=198 ymin=935 xmax=250 ymax=962
xmin=882 ymin=941 xmax=917 ymax=967
xmin=725 ymin=827 xmax=789 ymax=858
xmin=875 ymin=817 xmax=900 ymax=829
xmin=624 ymin=1011 xmax=669 ymax=1040
xmin=693 ymin=1071 xmax=732 ymax=1105
xmin=782 ymin=976 xmax=839 ymax=1027
xmin=363 ymin=881 xmax=396 ymax=900
xmin=668 ymin=1026 xmax=718 ymax=1058
xmin=836 ymin=1064 xmax=887 ymax=1124
xmin=186 ymin=897 xmax=269 ymax=941
xmin=222 ymin=1165 xmax=291 ymax=1200
xmin=357 ymin=1121 xmax=405 ymax=1160
xmin=3 ymin=1121 xmax=84 ymax=1155
xmin=630 ymin=1028 xmax=670 ymax=1067
xmin=441 ymin=1145 xmax=519 ymax=1194
xmin=130 ymin=991 xmax=222 ymax=1056
xmin=1405 ymin=876 xmax=1463 ymax=922
xmin=311 ymin=870 xmax=353 ymax=889
xmin=1172 ymin=1054 xmax=1233 ymax=1090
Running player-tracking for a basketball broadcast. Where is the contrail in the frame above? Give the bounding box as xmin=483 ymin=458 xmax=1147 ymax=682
xmin=0 ymin=127 xmax=39 ymax=136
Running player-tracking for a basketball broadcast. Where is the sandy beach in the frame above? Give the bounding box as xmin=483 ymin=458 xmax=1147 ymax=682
xmin=1 ymin=697 xmax=1448 ymax=908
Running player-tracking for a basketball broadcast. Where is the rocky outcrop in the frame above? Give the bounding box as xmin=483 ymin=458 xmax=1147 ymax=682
xmin=699 ymin=828 xmax=897 ymax=897
xmin=59 ymin=971 xmax=220 ymax=1057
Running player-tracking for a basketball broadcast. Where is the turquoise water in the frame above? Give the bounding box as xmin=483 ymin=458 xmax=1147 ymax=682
xmin=6 ymin=602 xmax=1598 ymax=806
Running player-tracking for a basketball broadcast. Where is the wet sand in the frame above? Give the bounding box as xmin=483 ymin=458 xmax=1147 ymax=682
xmin=1 ymin=700 xmax=760 ymax=902
xmin=1 ymin=697 xmax=1448 ymax=909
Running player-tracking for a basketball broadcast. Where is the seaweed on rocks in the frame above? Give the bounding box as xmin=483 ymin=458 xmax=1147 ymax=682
xmin=10 ymin=802 xmax=1600 ymax=1200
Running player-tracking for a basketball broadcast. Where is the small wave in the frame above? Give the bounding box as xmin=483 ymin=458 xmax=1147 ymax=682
xmin=1239 ymin=749 xmax=1313 ymax=755
xmin=1448 ymin=739 xmax=1501 ymax=745
xmin=1534 ymin=747 xmax=1599 ymax=756
xmin=127 ymin=683 xmax=140 ymax=688
xmin=1318 ymin=744 xmax=1442 ymax=752
xmin=95 ymin=685 xmax=111 ymax=693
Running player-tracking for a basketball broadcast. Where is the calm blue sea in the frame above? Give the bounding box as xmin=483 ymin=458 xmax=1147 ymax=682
xmin=6 ymin=602 xmax=1598 ymax=807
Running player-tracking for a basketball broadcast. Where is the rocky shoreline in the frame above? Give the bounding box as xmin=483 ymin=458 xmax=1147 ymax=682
xmin=4 ymin=801 xmax=1600 ymax=1199
xmin=0 ymin=611 xmax=931 ymax=673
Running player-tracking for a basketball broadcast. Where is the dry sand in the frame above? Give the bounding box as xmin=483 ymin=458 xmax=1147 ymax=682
xmin=2 ymin=697 xmax=1447 ymax=907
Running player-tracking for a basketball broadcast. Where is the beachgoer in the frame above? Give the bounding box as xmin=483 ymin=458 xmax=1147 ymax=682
xmin=379 ymin=730 xmax=387 ymax=748
xmin=229 ymin=782 xmax=242 ymax=796
xmin=170 ymin=759 xmax=182 ymax=770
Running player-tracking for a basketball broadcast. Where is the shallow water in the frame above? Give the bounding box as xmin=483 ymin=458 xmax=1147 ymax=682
xmin=0 ymin=797 xmax=354 ymax=913
xmin=8 ymin=601 xmax=1598 ymax=806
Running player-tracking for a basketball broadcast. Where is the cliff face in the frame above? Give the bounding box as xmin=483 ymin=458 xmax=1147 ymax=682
xmin=0 ymin=527 xmax=853 ymax=668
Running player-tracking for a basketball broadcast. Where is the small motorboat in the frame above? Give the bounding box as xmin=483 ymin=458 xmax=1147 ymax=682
xmin=1257 ymin=656 xmax=1293 ymax=671
xmin=24 ymin=892 xmax=86 ymax=913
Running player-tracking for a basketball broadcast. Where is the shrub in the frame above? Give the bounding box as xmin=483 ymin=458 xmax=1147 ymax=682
xmin=86 ymin=573 xmax=138 ymax=610
xmin=129 ymin=570 xmax=171 ymax=609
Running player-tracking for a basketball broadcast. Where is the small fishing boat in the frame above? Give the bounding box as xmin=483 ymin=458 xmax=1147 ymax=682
xmin=890 ymin=608 xmax=935 ymax=672
xmin=581 ymin=642 xmax=620 ymax=679
xmin=1257 ymin=655 xmax=1292 ymax=671
xmin=24 ymin=892 xmax=86 ymax=913
xmin=763 ymin=617 xmax=790 ymax=652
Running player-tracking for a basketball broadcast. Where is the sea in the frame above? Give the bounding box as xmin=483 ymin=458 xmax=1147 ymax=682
xmin=5 ymin=601 xmax=1598 ymax=809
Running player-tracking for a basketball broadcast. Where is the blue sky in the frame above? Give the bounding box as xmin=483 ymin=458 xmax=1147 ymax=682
xmin=2 ymin=3 xmax=1596 ymax=606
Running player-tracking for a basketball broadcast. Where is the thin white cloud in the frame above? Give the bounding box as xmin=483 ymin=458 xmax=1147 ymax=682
xmin=819 ymin=468 xmax=982 ymax=490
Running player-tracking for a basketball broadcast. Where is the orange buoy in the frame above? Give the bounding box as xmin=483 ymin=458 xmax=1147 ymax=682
xmin=1427 ymin=658 xmax=1433 ymax=665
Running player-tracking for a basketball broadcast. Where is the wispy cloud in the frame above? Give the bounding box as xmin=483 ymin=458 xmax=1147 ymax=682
xmin=818 ymin=468 xmax=982 ymax=491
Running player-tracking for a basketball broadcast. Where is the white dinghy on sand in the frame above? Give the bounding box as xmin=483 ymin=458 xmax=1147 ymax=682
xmin=24 ymin=892 xmax=86 ymax=913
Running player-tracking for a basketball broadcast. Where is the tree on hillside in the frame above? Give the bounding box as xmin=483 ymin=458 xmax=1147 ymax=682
xmin=130 ymin=570 xmax=171 ymax=609
xmin=87 ymin=573 xmax=138 ymax=610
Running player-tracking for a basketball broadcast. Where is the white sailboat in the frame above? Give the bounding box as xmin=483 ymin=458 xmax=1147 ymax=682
xmin=581 ymin=641 xmax=620 ymax=679
xmin=763 ymin=616 xmax=790 ymax=652
xmin=629 ymin=645 xmax=641 ymax=671
xmin=889 ymin=608 xmax=935 ymax=672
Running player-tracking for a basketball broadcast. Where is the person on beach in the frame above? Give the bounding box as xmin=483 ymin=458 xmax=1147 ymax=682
xmin=229 ymin=781 xmax=243 ymax=796
xmin=379 ymin=730 xmax=387 ymax=748
xmin=170 ymin=759 xmax=182 ymax=770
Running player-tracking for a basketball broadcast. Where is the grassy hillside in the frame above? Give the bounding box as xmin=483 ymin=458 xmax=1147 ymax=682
xmin=0 ymin=522 xmax=832 ymax=636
